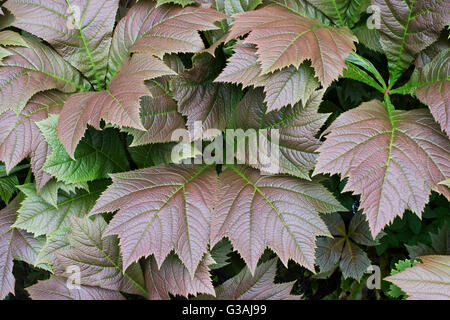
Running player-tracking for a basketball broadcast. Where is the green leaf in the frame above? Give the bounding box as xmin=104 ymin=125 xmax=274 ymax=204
xmin=224 ymin=0 xmax=263 ymax=15
xmin=34 ymin=227 xmax=70 ymax=272
xmin=210 ymin=238 xmax=233 ymax=270
xmin=37 ymin=114 xmax=129 ymax=184
xmin=14 ymin=181 xmax=107 ymax=237
xmin=392 ymin=49 xmax=449 ymax=135
xmin=373 ymin=0 xmax=450 ymax=86
xmin=0 ymin=175 xmax=18 ymax=204
xmin=308 ymin=0 xmax=366 ymax=27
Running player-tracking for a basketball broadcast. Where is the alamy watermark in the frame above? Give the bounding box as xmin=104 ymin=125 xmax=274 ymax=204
xmin=170 ymin=121 xmax=282 ymax=174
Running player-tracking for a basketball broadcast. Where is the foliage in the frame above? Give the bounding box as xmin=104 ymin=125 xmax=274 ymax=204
xmin=0 ymin=0 xmax=449 ymax=300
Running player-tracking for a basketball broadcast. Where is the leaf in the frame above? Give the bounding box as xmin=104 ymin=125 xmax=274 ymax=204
xmin=0 ymin=91 xmax=67 ymax=191
xmin=261 ymin=64 xmax=319 ymax=112
xmin=57 ymin=54 xmax=176 ymax=157
xmin=385 ymin=255 xmax=450 ymax=300
xmin=224 ymin=0 xmax=262 ymax=15
xmin=0 ymin=175 xmax=18 ymax=204
xmin=0 ymin=30 xmax=28 ymax=47
xmin=211 ymin=258 xmax=299 ymax=300
xmin=215 ymin=41 xmax=267 ymax=88
xmin=124 ymin=77 xmax=185 ymax=147
xmin=211 ymin=165 xmax=345 ymax=273
xmin=373 ymin=0 xmax=450 ymax=85
xmin=308 ymin=0 xmax=365 ymax=27
xmin=216 ymin=41 xmax=319 ymax=111
xmin=0 ymin=197 xmax=43 ymax=299
xmin=339 ymin=239 xmax=370 ymax=281
xmin=34 ymin=227 xmax=70 ymax=272
xmin=231 ymin=88 xmax=329 ymax=179
xmin=406 ymin=222 xmax=450 ymax=259
xmin=348 ymin=211 xmax=382 ymax=246
xmin=54 ymin=215 xmax=147 ymax=296
xmin=386 ymin=259 xmax=418 ymax=298
xmin=227 ymin=5 xmax=357 ymax=87
xmin=14 ymin=181 xmax=106 ymax=237
xmin=0 ymin=37 xmax=89 ymax=114
xmin=26 ymin=276 xmax=125 ymax=300
xmin=5 ymin=0 xmax=120 ymax=89
xmin=209 ymin=238 xmax=233 ymax=270
xmin=38 ymin=179 xmax=89 ymax=209
xmin=439 ymin=179 xmax=450 ymax=188
xmin=267 ymin=0 xmax=331 ymax=24
xmin=38 ymin=114 xmax=130 ymax=184
xmin=173 ymin=54 xmax=242 ymax=140
xmin=108 ymin=0 xmax=226 ymax=80
xmin=394 ymin=49 xmax=450 ymax=136
xmin=145 ymin=253 xmax=215 ymax=300
xmin=352 ymin=24 xmax=383 ymax=53
xmin=315 ymin=237 xmax=344 ymax=273
xmin=90 ymin=164 xmax=218 ymax=277
xmin=314 ymin=100 xmax=450 ymax=237
xmin=315 ymin=212 xmax=374 ymax=281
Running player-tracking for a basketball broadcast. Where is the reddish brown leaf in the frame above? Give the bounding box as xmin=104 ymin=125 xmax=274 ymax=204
xmin=314 ymin=100 xmax=450 ymax=236
xmin=57 ymin=54 xmax=176 ymax=157
xmin=0 ymin=197 xmax=43 ymax=299
xmin=211 ymin=165 xmax=345 ymax=273
xmin=0 ymin=91 xmax=67 ymax=190
xmin=145 ymin=254 xmax=215 ymax=300
xmin=212 ymin=258 xmax=299 ymax=300
xmin=27 ymin=276 xmax=125 ymax=300
xmin=90 ymin=164 xmax=218 ymax=277
xmin=385 ymin=255 xmax=450 ymax=300
xmin=227 ymin=5 xmax=357 ymax=87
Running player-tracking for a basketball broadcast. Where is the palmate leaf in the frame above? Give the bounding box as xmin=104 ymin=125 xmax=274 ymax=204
xmin=314 ymin=100 xmax=450 ymax=237
xmin=385 ymin=255 xmax=450 ymax=300
xmin=108 ymin=0 xmax=226 ymax=80
xmin=27 ymin=276 xmax=125 ymax=300
xmin=145 ymin=253 xmax=215 ymax=300
xmin=211 ymin=165 xmax=345 ymax=273
xmin=0 ymin=197 xmax=43 ymax=299
xmin=373 ymin=0 xmax=450 ymax=85
xmin=231 ymin=88 xmax=329 ymax=179
xmin=207 ymin=258 xmax=299 ymax=300
xmin=90 ymin=164 xmax=218 ymax=277
xmin=0 ymin=91 xmax=67 ymax=191
xmin=14 ymin=181 xmax=106 ymax=237
xmin=57 ymin=54 xmax=176 ymax=158
xmin=38 ymin=114 xmax=129 ymax=184
xmin=54 ymin=215 xmax=147 ymax=296
xmin=216 ymin=41 xmax=320 ymax=111
xmin=394 ymin=49 xmax=450 ymax=136
xmin=315 ymin=212 xmax=376 ymax=281
xmin=173 ymin=53 xmax=242 ymax=140
xmin=226 ymin=4 xmax=357 ymax=87
xmin=4 ymin=0 xmax=119 ymax=89
xmin=0 ymin=36 xmax=89 ymax=114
